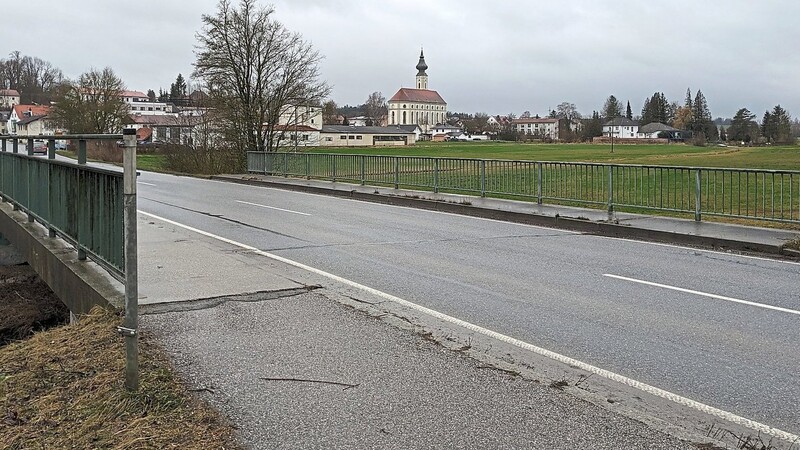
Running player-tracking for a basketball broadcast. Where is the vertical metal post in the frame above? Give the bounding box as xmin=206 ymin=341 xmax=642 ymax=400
xmin=332 ymin=156 xmax=337 ymax=183
xmin=480 ymin=160 xmax=486 ymax=197
xmin=78 ymin=140 xmax=87 ymax=165
xmin=695 ymin=169 xmax=702 ymax=222
xmin=122 ymin=129 xmax=139 ymax=391
xmin=537 ymin=162 xmax=543 ymax=205
xmin=305 ymin=154 xmax=310 ymax=179
xmin=26 ymin=139 xmax=34 ymax=156
xmin=434 ymin=159 xmax=439 ymax=193
xmin=12 ymin=138 xmax=18 ymax=154
xmin=1 ymin=138 xmax=6 ymax=152
xmin=47 ymin=139 xmax=56 ymax=238
xmin=26 ymin=140 xmax=34 ymax=222
xmin=607 ymin=165 xmax=614 ymax=219
xmin=283 ymin=152 xmax=288 ymax=177
xmin=360 ymin=156 xmax=366 ymax=186
xmin=394 ymin=157 xmax=399 ymax=189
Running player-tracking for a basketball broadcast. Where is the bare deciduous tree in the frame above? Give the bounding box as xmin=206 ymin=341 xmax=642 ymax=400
xmin=194 ymin=0 xmax=330 ymax=166
xmin=0 ymin=51 xmax=64 ymax=104
xmin=364 ymin=92 xmax=386 ymax=126
xmin=51 ymin=67 xmax=127 ymax=134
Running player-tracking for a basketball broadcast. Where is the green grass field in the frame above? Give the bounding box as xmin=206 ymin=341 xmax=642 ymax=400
xmin=308 ymin=141 xmax=800 ymax=171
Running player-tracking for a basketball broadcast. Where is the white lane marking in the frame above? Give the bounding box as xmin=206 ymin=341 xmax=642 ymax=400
xmin=138 ymin=209 xmax=798 ymax=443
xmin=206 ymin=178 xmax=581 ymax=234
xmin=604 ymin=274 xmax=800 ymax=317
xmin=209 ymin=178 xmax=800 ymax=267
xmin=593 ymin=235 xmax=800 ymax=267
xmin=234 ymin=200 xmax=311 ymax=216
xmin=138 ymin=182 xmax=157 ymax=187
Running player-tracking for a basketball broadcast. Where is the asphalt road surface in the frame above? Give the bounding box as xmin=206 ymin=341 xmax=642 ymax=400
xmin=136 ymin=170 xmax=800 ymax=437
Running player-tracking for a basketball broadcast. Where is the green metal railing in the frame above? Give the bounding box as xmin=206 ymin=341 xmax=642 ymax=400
xmin=247 ymin=152 xmax=800 ymax=224
xmin=0 ymin=135 xmax=125 ymax=278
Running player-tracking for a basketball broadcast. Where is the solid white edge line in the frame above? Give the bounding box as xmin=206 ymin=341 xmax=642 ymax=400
xmin=592 ymin=235 xmax=800 ymax=267
xmin=604 ymin=274 xmax=800 ymax=317
xmin=235 ymin=200 xmax=311 ymax=216
xmin=138 ymin=182 xmax=157 ymax=187
xmin=138 ymin=209 xmax=798 ymax=443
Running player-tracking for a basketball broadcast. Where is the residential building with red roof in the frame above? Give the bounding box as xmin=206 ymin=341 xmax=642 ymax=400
xmin=6 ymin=104 xmax=56 ymax=136
xmin=387 ymin=49 xmax=447 ymax=136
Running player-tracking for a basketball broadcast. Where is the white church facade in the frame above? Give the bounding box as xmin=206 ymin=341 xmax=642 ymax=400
xmin=387 ymin=50 xmax=447 ymax=136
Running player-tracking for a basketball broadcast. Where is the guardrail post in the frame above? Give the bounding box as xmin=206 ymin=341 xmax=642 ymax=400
xmin=77 ymin=140 xmax=87 ymax=260
xmin=434 ymin=159 xmax=439 ymax=193
xmin=360 ymin=156 xmax=366 ymax=185
xmin=122 ymin=129 xmax=139 ymax=391
xmin=1 ymin=138 xmax=6 ymax=152
xmin=78 ymin=140 xmax=87 ymax=165
xmin=607 ymin=165 xmax=614 ymax=219
xmin=47 ymin=139 xmax=56 ymax=238
xmin=480 ymin=160 xmax=486 ymax=197
xmin=283 ymin=152 xmax=288 ymax=177
xmin=12 ymin=138 xmax=18 ymax=154
xmin=695 ymin=169 xmax=702 ymax=222
xmin=394 ymin=158 xmax=399 ymax=189
xmin=26 ymin=140 xmax=34 ymax=222
xmin=537 ymin=162 xmax=543 ymax=205
xmin=332 ymin=156 xmax=337 ymax=182
xmin=305 ymin=154 xmax=310 ymax=179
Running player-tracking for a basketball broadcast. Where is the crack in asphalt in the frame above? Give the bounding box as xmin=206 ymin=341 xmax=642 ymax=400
xmin=264 ymin=232 xmax=572 ymax=252
xmin=141 ymin=197 xmax=311 ymax=242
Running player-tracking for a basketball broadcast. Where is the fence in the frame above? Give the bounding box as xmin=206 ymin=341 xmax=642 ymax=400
xmin=0 ymin=135 xmax=125 ymax=278
xmin=248 ymin=152 xmax=800 ymax=224
xmin=0 ymin=133 xmax=140 ymax=390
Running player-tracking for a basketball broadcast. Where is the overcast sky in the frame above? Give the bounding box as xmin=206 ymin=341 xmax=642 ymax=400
xmin=4 ymin=1 xmax=799 ymax=118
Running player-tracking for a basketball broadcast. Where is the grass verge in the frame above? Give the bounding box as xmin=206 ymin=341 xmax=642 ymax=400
xmin=0 ymin=306 xmax=240 ymax=449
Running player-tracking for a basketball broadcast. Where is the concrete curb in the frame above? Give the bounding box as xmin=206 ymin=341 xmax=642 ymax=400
xmin=214 ymin=175 xmax=796 ymax=258
xmin=0 ymin=202 xmax=124 ymax=315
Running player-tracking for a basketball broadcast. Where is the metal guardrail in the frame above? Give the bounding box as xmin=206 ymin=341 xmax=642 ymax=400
xmin=0 ymin=133 xmax=140 ymax=390
xmin=248 ymin=152 xmax=800 ymax=224
xmin=0 ymin=135 xmax=125 ymax=277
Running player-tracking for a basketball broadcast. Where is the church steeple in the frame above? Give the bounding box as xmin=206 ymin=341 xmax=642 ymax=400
xmin=415 ymin=48 xmax=428 ymax=90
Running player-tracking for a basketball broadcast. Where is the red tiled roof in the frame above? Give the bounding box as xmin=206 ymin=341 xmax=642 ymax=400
xmin=271 ymin=124 xmax=320 ymax=132
xmin=389 ymin=88 xmax=446 ymax=104
xmin=136 ymin=127 xmax=153 ymax=141
xmin=121 ymin=90 xmax=148 ymax=98
xmin=0 ymin=89 xmax=20 ymax=97
xmin=13 ymin=104 xmax=51 ymax=119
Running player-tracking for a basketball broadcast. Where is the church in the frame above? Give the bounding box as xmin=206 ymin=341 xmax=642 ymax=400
xmin=387 ymin=49 xmax=447 ymax=137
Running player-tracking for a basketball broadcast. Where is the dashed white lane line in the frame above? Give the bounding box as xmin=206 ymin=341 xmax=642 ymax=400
xmin=234 ymin=200 xmax=311 ymax=216
xmin=604 ymin=274 xmax=800 ymax=317
xmin=138 ymin=209 xmax=799 ymax=444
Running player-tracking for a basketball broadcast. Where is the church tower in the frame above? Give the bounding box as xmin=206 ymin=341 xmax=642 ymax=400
xmin=415 ymin=49 xmax=428 ymax=90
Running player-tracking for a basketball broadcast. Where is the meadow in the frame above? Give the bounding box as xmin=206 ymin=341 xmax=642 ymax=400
xmin=308 ymin=141 xmax=800 ymax=171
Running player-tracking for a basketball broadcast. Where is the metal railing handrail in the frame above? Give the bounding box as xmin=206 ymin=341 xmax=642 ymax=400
xmin=255 ymin=151 xmax=800 ymax=175
xmin=0 ymin=133 xmax=124 ymax=140
xmin=247 ymin=151 xmax=800 ymax=225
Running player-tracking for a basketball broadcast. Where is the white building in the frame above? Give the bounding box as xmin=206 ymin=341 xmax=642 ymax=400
xmin=387 ymin=49 xmax=447 ymax=136
xmin=278 ymin=105 xmax=322 ymax=130
xmin=603 ymin=118 xmax=639 ymax=138
xmin=0 ymin=89 xmax=20 ymax=109
xmin=512 ymin=118 xmax=560 ymax=140
xmin=6 ymin=105 xmax=55 ymax=136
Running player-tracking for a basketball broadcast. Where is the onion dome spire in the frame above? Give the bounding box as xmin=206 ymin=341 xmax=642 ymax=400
xmin=416 ymin=48 xmax=428 ymax=76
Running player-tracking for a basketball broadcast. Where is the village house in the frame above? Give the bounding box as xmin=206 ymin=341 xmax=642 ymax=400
xmin=5 ymin=105 xmax=55 ymax=136
xmin=603 ymin=117 xmax=639 ymax=138
xmin=0 ymin=89 xmax=20 ymax=109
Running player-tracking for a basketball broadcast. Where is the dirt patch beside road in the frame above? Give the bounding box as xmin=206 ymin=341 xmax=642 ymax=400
xmin=0 ymin=264 xmax=69 ymax=346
